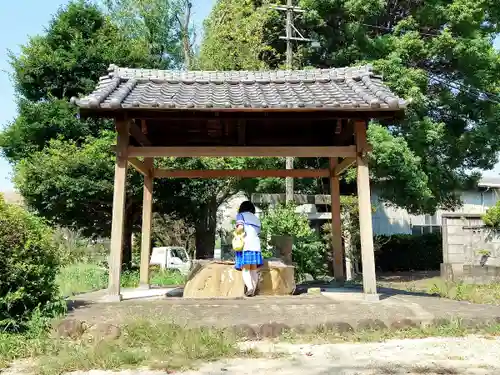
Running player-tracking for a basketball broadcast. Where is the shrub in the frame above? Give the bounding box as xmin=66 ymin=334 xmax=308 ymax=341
xmin=374 ymin=232 xmax=442 ymax=272
xmin=0 ymin=196 xmax=65 ymax=330
xmin=483 ymin=201 xmax=500 ymax=229
xmin=260 ymin=204 xmax=327 ymax=279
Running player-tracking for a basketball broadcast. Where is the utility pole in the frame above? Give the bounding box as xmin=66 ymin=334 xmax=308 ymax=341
xmin=285 ymin=0 xmax=294 ymax=204
xmin=273 ymin=1 xmax=316 ymax=204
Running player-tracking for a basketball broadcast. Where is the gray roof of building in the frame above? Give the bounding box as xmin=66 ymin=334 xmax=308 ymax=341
xmin=478 ymin=176 xmax=500 ymax=188
xmin=71 ymin=64 xmax=407 ymax=111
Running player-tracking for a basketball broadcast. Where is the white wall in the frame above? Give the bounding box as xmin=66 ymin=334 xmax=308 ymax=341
xmin=372 ymin=188 xmax=500 ymax=235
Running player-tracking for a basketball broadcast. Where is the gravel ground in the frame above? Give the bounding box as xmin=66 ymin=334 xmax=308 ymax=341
xmin=6 ymin=336 xmax=500 ymax=375
xmin=174 ymin=335 xmax=500 ymax=374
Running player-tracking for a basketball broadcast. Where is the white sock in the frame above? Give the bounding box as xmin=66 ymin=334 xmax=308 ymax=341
xmin=250 ymin=270 xmax=259 ymax=290
xmin=242 ymin=269 xmax=253 ymax=291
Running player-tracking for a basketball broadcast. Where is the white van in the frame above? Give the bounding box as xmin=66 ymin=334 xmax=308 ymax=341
xmin=149 ymin=246 xmax=191 ymax=275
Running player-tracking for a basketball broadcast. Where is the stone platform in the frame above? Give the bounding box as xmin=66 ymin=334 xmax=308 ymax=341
xmin=66 ymin=288 xmax=500 ymax=338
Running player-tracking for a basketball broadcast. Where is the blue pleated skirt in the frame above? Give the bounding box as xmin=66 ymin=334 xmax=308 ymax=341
xmin=234 ymin=251 xmax=264 ymax=270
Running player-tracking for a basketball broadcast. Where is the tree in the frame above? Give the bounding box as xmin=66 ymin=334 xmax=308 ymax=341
xmin=200 ymin=0 xmax=500 ymax=215
xmin=1 ymin=0 xmax=278 ymax=263
xmin=102 ymin=0 xmax=196 ymax=68
xmin=198 ymin=0 xmax=278 ymax=70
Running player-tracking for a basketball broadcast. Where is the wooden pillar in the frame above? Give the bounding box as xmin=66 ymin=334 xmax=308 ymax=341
xmin=354 ymin=120 xmax=378 ymax=299
xmin=106 ymin=119 xmax=130 ymax=302
xmin=329 ymin=158 xmax=344 ymax=282
xmin=139 ymin=158 xmax=154 ymax=289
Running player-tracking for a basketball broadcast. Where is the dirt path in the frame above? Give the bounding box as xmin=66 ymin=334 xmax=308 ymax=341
xmin=178 ymin=335 xmax=500 ymax=374
xmin=6 ymin=335 xmax=500 ymax=375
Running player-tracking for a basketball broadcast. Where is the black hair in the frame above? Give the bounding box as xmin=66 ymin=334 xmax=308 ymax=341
xmin=238 ymin=200 xmax=256 ymax=214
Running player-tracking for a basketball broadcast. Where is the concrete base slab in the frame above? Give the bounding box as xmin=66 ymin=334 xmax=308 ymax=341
xmin=321 ymin=287 xmax=366 ymax=301
xmin=364 ymin=293 xmax=381 ymax=302
xmin=97 ymin=288 xmax=174 ymax=302
xmin=136 ymin=283 xmax=151 ymax=290
xmin=99 ymin=293 xmax=123 ymax=303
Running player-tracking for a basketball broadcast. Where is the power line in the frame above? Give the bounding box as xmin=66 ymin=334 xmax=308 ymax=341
xmin=359 ymin=23 xmax=445 ymax=38
xmin=273 ymin=1 xmax=318 ymax=203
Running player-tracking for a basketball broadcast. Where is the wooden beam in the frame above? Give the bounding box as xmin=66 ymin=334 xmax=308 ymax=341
xmin=334 ymin=157 xmax=356 ymax=176
xmin=252 ymin=193 xmax=331 ymax=205
xmin=129 ymin=120 xmax=151 ymax=146
xmin=355 ymin=120 xmax=378 ymax=299
xmin=139 ymin=158 xmax=153 ymax=289
xmin=106 ymin=119 xmax=130 ymax=302
xmin=129 ymin=146 xmax=357 ymax=158
xmin=154 ymin=169 xmax=330 ymax=179
xmin=128 ymin=157 xmax=149 ymax=176
xmin=330 ymin=158 xmax=344 ymax=282
xmin=237 ymin=119 xmax=246 ymax=145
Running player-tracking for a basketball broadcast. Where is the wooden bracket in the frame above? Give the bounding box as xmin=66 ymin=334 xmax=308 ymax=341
xmin=334 ymin=157 xmax=356 ymax=176
xmin=129 ymin=120 xmax=151 ymax=146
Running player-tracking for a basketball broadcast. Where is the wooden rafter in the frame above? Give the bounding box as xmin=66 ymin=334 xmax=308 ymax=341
xmin=154 ymin=169 xmax=329 ymax=179
xmin=128 ymin=146 xmax=357 ymax=158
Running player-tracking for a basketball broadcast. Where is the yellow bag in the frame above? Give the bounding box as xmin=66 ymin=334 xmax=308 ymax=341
xmin=232 ymin=230 xmax=245 ymax=251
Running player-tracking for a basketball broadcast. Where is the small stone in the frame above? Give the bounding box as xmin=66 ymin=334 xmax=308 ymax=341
xmin=258 ymin=322 xmax=288 ymax=338
xmin=307 ymin=287 xmax=322 ymax=295
xmin=85 ymin=323 xmax=121 ymax=341
xmin=232 ymin=324 xmax=257 ymax=340
xmin=53 ymin=319 xmax=86 ymax=339
xmin=320 ymin=322 xmax=354 ymax=334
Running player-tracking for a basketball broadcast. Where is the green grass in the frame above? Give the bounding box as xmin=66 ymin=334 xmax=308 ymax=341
xmin=376 ymin=275 xmax=500 ymax=305
xmin=56 ymin=263 xmax=186 ymax=297
xmin=2 ymin=318 xmax=500 ymax=374
xmin=280 ymin=319 xmax=500 ymax=344
xmin=0 ymin=320 xmax=251 ymax=374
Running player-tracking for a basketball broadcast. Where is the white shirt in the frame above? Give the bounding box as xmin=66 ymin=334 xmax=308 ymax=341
xmin=236 ymin=212 xmax=261 ymax=252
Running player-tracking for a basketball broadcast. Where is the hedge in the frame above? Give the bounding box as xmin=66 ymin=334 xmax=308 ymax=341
xmin=374 ymin=232 xmax=442 ymax=272
xmin=0 ymin=196 xmax=64 ymax=330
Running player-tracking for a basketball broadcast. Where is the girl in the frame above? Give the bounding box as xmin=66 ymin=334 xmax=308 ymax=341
xmin=234 ymin=201 xmax=263 ymax=296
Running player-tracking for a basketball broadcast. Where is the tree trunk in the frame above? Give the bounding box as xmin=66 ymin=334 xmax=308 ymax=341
xmin=194 ymin=197 xmax=218 ymax=259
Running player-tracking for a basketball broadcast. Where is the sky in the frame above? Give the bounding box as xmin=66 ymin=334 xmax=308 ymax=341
xmin=0 ymin=0 xmax=216 ymax=192
xmin=0 ymin=1 xmax=499 ymax=193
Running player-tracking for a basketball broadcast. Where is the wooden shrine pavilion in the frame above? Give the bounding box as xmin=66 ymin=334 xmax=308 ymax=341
xmin=71 ymin=64 xmax=406 ymax=301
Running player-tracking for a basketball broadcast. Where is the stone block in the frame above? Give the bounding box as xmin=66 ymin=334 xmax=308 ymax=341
xmin=356 ymin=319 xmax=387 ymax=331
xmin=317 ymin=321 xmax=354 ymax=334
xmin=258 ymin=322 xmax=289 ymax=338
xmin=183 ymin=261 xmax=245 ymax=298
xmin=259 ymin=260 xmax=296 ymax=296
xmin=183 ymin=260 xmax=296 ymax=298
xmin=390 ymin=319 xmax=419 ymax=330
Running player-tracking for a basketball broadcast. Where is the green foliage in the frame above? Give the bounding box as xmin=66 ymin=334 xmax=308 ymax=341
xmin=374 ymin=233 xmax=442 ymax=272
xmin=260 ymin=204 xmax=327 ymax=279
xmin=483 ymin=201 xmax=500 ymax=229
xmin=0 ymin=196 xmax=65 ymax=330
xmin=9 ymin=1 xmax=151 ymax=102
xmin=322 ymin=196 xmax=362 ymax=267
xmin=0 ymin=99 xmax=109 ymax=163
xmin=56 ymin=263 xmax=186 ymax=297
xmin=198 ymin=0 xmax=277 ymax=70
xmin=102 ymin=0 xmax=192 ymax=69
xmin=53 ymin=227 xmax=109 ymax=266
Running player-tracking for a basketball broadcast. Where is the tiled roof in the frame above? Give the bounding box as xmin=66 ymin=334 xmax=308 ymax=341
xmin=71 ymin=64 xmax=406 ymax=111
